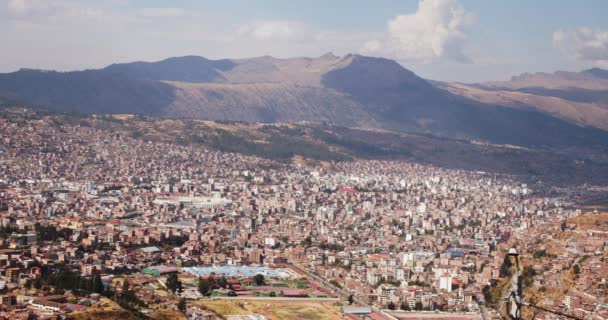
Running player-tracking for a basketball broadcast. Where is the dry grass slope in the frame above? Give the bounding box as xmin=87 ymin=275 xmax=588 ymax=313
xmin=196 ymin=300 xmax=342 ymax=320
xmin=442 ymin=82 xmax=608 ymax=130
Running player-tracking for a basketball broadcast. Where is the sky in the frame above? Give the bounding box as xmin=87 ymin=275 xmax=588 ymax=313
xmin=1 ymin=0 xmax=607 ymax=82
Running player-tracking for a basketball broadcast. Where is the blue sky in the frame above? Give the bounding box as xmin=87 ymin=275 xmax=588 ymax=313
xmin=1 ymin=0 xmax=608 ymax=82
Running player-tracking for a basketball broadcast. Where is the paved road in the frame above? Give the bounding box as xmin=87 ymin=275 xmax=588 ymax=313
xmin=289 ymin=262 xmax=363 ymax=303
xmin=289 ymin=262 xmax=399 ymax=320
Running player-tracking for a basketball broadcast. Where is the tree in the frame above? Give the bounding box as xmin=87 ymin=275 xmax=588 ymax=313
xmin=34 ymin=277 xmax=43 ymax=289
xmin=121 ymin=279 xmax=130 ymax=294
xmin=198 ymin=278 xmax=211 ymax=296
xmin=303 ymin=236 xmax=312 ymax=247
xmin=482 ymin=285 xmax=493 ymax=305
xmin=387 ymin=302 xmax=396 ymax=310
xmin=254 ymin=274 xmax=265 ymax=286
xmin=218 ymin=276 xmax=228 ymax=288
xmin=329 ymin=279 xmax=342 ymax=288
xmin=415 ymin=302 xmax=423 ymax=311
xmin=177 ymin=298 xmax=187 ymax=313
xmin=92 ymin=274 xmax=103 ymax=294
xmin=522 ymin=265 xmax=536 ymax=288
xmin=489 ymin=242 xmax=496 ymax=252
xmin=499 ymin=253 xmax=512 ymax=277
xmin=400 ymin=302 xmax=410 ymax=311
xmin=117 ymin=279 xmax=144 ymax=308
xmin=533 ymin=249 xmax=547 ymax=259
xmin=166 ymin=273 xmax=182 ymax=294
xmin=269 ymin=291 xmax=276 ymax=297
xmin=561 ymin=220 xmax=567 ymax=232
xmin=102 ymin=283 xmax=114 ymax=298
xmin=348 ymin=294 xmax=354 ymax=305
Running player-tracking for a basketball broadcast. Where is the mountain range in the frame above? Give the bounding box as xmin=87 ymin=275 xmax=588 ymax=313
xmin=1 ymin=53 xmax=608 ymax=149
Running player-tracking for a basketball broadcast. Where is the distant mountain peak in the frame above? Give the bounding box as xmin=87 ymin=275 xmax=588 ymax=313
xmin=509 ymin=67 xmax=608 ymax=80
xmin=101 ymin=55 xmax=235 ymax=82
xmin=319 ymin=52 xmax=338 ymax=59
xmin=161 ymin=55 xmax=211 ymax=63
xmin=2 ymin=54 xmax=608 ymax=150
xmin=16 ymin=68 xmax=54 ymax=73
xmin=584 ymin=67 xmax=608 ymax=72
xmin=583 ymin=67 xmax=608 ymax=79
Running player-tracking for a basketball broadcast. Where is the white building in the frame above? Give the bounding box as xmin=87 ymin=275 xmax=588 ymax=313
xmin=153 ymin=196 xmax=232 ymax=209
xmin=439 ymin=274 xmax=453 ymax=292
xmin=264 ymin=237 xmax=276 ymax=247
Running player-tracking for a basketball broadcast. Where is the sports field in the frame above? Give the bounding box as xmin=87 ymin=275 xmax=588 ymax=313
xmin=196 ymin=299 xmax=343 ymax=320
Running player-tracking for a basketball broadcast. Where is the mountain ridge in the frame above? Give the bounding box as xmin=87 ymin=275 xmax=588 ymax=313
xmin=1 ymin=54 xmax=607 ymax=149
xmin=439 ymin=67 xmax=608 ymax=130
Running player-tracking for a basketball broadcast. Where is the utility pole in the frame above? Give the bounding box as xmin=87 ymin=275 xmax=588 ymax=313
xmin=499 ymin=248 xmax=584 ymax=320
xmin=498 ymin=248 xmax=522 ymax=320
xmin=506 ymin=248 xmax=522 ymax=320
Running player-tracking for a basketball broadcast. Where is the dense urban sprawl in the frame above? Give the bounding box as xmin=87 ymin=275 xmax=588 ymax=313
xmin=0 ymin=110 xmax=606 ymax=320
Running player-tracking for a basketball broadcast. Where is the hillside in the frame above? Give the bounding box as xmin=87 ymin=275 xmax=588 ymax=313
xmin=485 ymin=69 xmax=608 ymax=91
xmin=2 ymin=107 xmax=607 ymax=186
xmin=0 ymin=68 xmax=175 ymax=116
xmin=487 ymin=210 xmax=608 ymax=319
xmin=439 ymin=82 xmax=608 ymax=130
xmin=1 ymin=55 xmax=608 ymax=150
xmin=164 ymin=81 xmax=374 ymax=127
xmin=321 ymin=55 xmax=608 ymax=147
xmin=439 ymin=68 xmax=608 ymax=130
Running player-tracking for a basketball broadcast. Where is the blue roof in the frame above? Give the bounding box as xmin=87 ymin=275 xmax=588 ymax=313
xmin=182 ymin=266 xmax=289 ymax=278
xmin=450 ymin=250 xmax=465 ymax=257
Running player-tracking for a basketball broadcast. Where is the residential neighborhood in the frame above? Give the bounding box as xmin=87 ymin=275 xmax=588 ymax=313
xmin=0 ymin=109 xmax=606 ymax=320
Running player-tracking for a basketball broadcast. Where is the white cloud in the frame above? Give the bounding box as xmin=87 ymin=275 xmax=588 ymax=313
xmin=0 ymin=0 xmax=483 ymax=78
xmin=5 ymin=0 xmax=104 ymax=21
xmin=237 ymin=20 xmax=309 ymax=41
xmin=553 ymin=27 xmax=608 ymax=68
xmin=137 ymin=8 xmax=185 ymax=18
xmin=234 ymin=21 xmax=381 ymax=58
xmin=362 ymin=0 xmax=475 ymax=63
xmin=8 ymin=0 xmax=29 ymax=15
xmin=0 ymin=0 xmax=236 ymax=72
